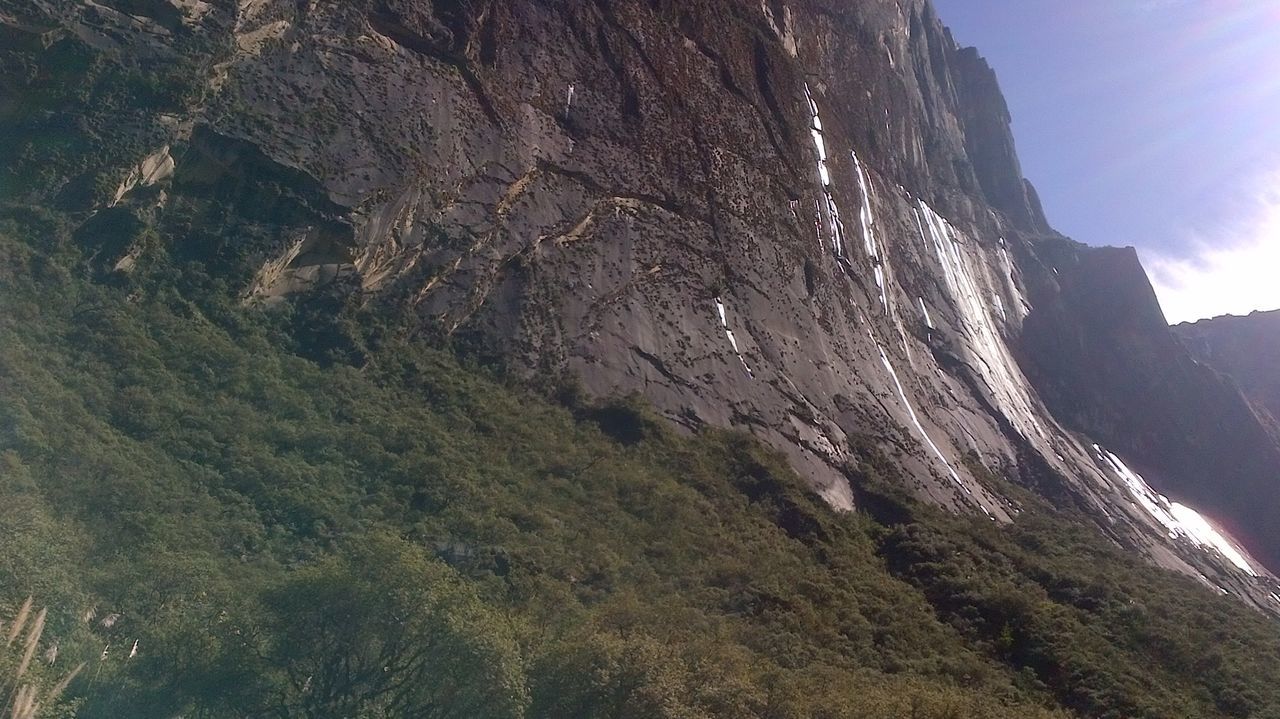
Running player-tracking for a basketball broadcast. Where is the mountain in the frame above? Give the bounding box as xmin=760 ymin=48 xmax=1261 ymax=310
xmin=5 ymin=0 xmax=1278 ymax=596
xmin=1017 ymin=258 xmax=1280 ymax=575
xmin=5 ymin=0 xmax=1280 ymax=716
xmin=9 ymin=225 xmax=1280 ymax=718
xmin=1176 ymin=310 xmax=1280 ymax=427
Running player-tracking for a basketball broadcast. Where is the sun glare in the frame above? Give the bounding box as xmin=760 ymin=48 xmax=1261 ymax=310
xmin=1146 ymin=176 xmax=1280 ymax=324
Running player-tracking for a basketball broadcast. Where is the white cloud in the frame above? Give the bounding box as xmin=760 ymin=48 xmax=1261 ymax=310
xmin=1145 ymin=175 xmax=1280 ymax=324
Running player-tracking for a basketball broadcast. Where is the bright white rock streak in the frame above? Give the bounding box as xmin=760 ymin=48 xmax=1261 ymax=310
xmin=877 ymin=341 xmax=966 ymax=491
xmin=914 ymin=200 xmax=1050 ymax=447
xmin=802 ymin=84 xmax=889 ymax=313
xmin=852 ymin=151 xmax=877 ymax=258
xmin=714 ymin=297 xmax=753 ymax=377
xmin=1095 ymin=445 xmax=1256 ymax=575
xmin=802 ymin=84 xmax=847 ymax=258
xmin=1168 ymin=503 xmax=1257 ymax=576
xmin=852 ymin=150 xmax=888 ymax=313
xmin=918 ymin=297 xmax=934 ymax=329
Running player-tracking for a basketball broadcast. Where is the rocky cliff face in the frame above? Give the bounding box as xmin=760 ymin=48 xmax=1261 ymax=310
xmin=3 ymin=0 xmax=1278 ymax=606
xmin=1015 ymin=242 xmax=1280 ymax=574
xmin=1176 ymin=310 xmax=1280 ymax=426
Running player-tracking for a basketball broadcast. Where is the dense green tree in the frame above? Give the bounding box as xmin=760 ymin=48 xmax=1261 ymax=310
xmin=251 ymin=535 xmax=529 ymax=719
xmin=3 ymin=212 xmax=1280 ymax=718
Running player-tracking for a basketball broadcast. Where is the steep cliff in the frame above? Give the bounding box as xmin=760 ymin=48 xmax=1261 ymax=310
xmin=1176 ymin=310 xmax=1280 ymax=426
xmin=3 ymin=0 xmax=1276 ymax=604
xmin=1014 ymin=242 xmax=1280 ymax=573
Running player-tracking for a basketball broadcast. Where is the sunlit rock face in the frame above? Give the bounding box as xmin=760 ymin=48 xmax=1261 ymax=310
xmin=5 ymin=0 xmax=1278 ymax=604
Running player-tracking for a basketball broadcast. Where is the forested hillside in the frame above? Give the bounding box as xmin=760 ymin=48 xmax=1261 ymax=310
xmin=5 ymin=211 xmax=1280 ymax=719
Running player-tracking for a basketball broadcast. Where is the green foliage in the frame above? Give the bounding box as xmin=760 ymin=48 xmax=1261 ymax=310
xmin=0 ymin=25 xmax=219 ymax=205
xmin=114 ymin=535 xmax=529 ymax=719
xmin=2 ymin=212 xmax=1280 ymax=719
xmin=254 ymin=535 xmax=528 ymax=719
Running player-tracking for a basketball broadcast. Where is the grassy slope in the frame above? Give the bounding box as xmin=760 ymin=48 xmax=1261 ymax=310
xmin=4 ymin=211 xmax=1280 ymax=719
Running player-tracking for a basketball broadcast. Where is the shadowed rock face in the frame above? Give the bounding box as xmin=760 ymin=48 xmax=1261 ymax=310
xmin=1173 ymin=311 xmax=1280 ymax=565
xmin=1176 ymin=310 xmax=1280 ymax=428
xmin=4 ymin=0 xmax=1279 ymax=601
xmin=1017 ymin=242 xmax=1280 ymax=573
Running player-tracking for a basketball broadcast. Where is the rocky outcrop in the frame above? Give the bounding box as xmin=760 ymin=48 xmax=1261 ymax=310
xmin=950 ymin=45 xmax=1049 ymax=233
xmin=3 ymin=0 xmax=1277 ymax=604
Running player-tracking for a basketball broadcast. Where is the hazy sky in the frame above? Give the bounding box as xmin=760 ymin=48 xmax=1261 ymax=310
xmin=931 ymin=0 xmax=1280 ymax=323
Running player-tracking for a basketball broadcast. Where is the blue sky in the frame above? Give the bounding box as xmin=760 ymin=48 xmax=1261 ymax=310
xmin=931 ymin=0 xmax=1280 ymax=323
